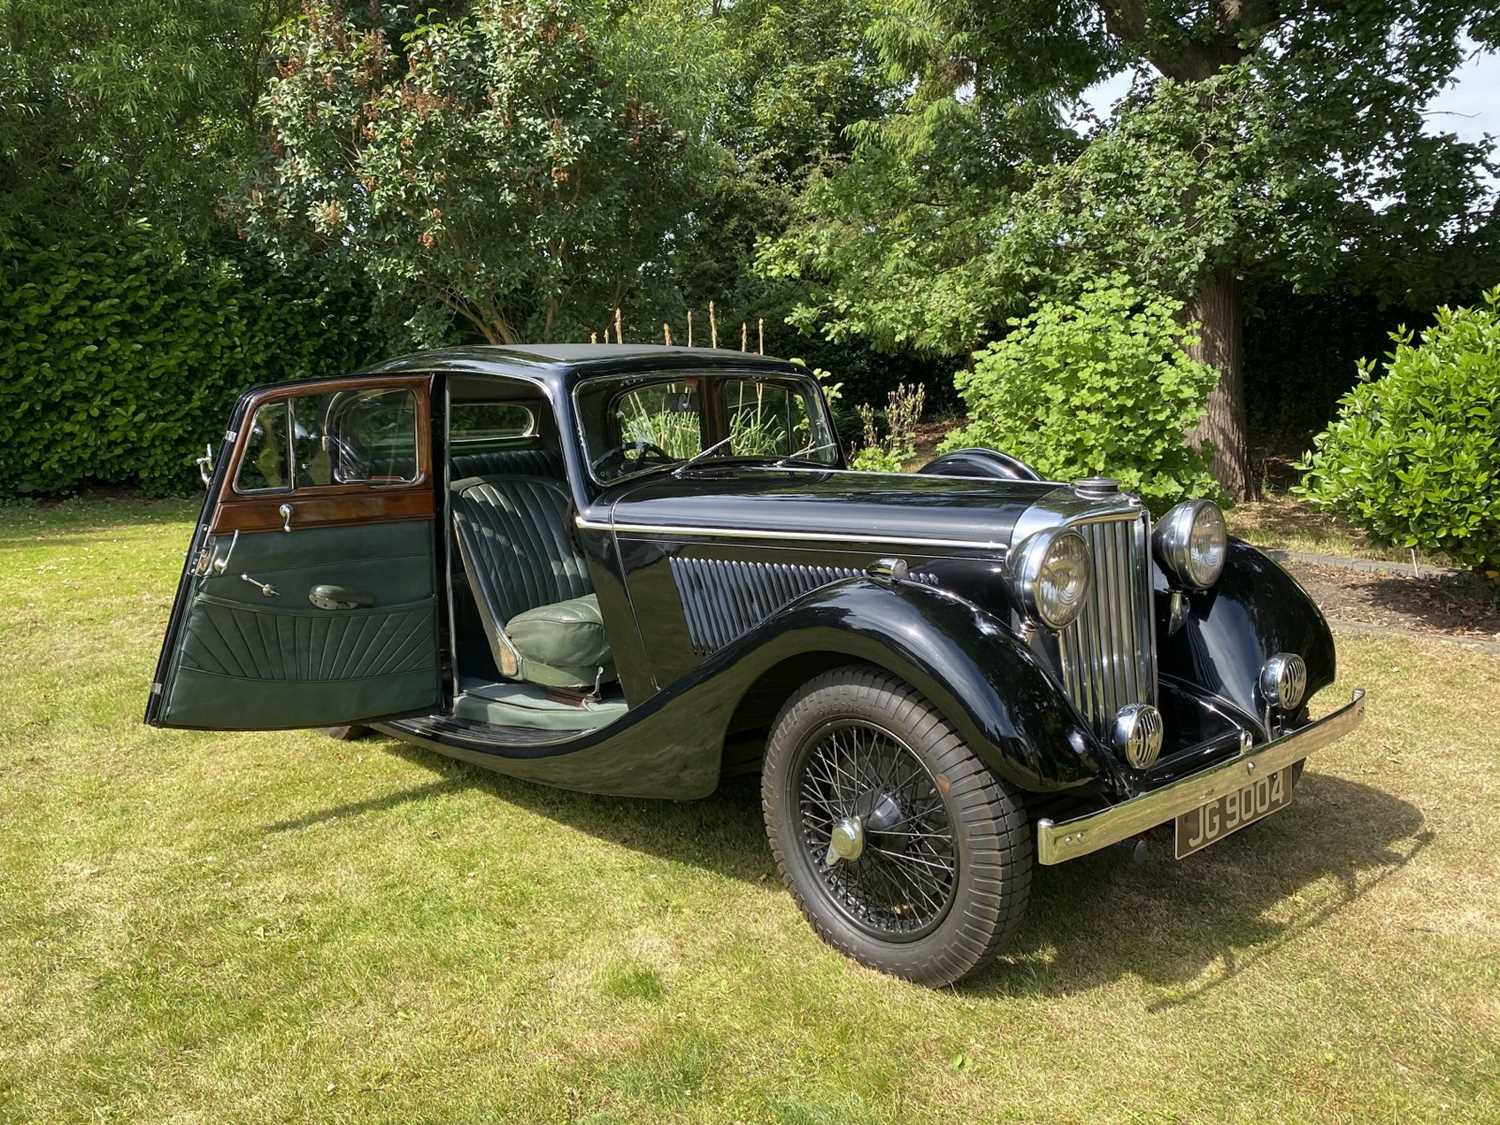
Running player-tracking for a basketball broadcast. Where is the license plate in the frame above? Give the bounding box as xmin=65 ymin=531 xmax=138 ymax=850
xmin=1174 ymin=765 xmax=1297 ymax=859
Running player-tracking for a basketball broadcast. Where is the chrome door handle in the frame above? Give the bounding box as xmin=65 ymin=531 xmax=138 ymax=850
xmin=278 ymin=503 xmax=294 ymax=533
xmin=199 ymin=529 xmax=239 ymax=576
xmin=196 ymin=443 xmax=215 ymax=489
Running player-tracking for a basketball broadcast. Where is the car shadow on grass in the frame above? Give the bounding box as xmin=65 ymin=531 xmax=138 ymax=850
xmin=276 ymin=739 xmax=1429 ymax=1000
xmin=974 ymin=769 xmax=1431 ymax=1000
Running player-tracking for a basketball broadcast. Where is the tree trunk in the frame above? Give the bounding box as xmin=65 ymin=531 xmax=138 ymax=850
xmin=1186 ymin=267 xmax=1255 ymax=500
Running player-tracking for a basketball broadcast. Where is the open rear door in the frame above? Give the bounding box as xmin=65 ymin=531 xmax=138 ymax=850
xmin=145 ymin=374 xmax=442 ymax=730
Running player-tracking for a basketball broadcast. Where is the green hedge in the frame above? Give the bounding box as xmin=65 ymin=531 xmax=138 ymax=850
xmin=0 ymin=232 xmax=399 ymax=496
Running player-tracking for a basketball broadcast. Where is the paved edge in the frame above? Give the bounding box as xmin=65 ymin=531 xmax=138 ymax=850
xmin=1266 ymin=547 xmax=1462 ymax=578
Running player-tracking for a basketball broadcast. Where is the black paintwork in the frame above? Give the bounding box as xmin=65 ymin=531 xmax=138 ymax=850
xmin=1156 ymin=539 xmax=1337 ymax=733
xmin=606 ymin=468 xmax=1053 ymax=546
xmin=149 ymin=345 xmax=1343 ymax=822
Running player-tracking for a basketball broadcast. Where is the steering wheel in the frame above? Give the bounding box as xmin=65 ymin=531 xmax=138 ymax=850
xmin=591 ymin=438 xmax=675 ymax=478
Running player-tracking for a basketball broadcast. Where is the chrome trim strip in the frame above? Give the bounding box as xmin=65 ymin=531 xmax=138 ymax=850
xmin=743 ymin=464 xmax=1071 ymax=486
xmin=574 ymin=517 xmax=1010 ymax=552
xmin=1036 ymin=689 xmax=1367 ymax=864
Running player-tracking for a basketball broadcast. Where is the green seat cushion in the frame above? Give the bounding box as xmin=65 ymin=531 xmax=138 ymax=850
xmin=505 ymin=594 xmax=614 ymax=689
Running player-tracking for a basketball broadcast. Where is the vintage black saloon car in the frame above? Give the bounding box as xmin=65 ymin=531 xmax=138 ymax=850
xmin=146 ymin=344 xmax=1365 ymax=986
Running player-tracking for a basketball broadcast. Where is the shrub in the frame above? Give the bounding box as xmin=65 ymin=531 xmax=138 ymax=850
xmin=1295 ymin=290 xmax=1500 ymax=571
xmin=850 ymin=383 xmax=925 ymax=472
xmin=940 ymin=279 xmax=1221 ymax=512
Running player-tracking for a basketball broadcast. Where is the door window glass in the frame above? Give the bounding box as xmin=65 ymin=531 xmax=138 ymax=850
xmin=235 ymin=401 xmax=291 ymax=491
xmin=451 ymin=402 xmax=536 ymax=441
xmin=294 ymin=388 xmax=419 ymax=485
xmin=234 ymin=387 xmax=420 ymax=492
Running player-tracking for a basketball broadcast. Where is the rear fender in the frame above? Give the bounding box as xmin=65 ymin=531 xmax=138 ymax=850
xmin=723 ymin=577 xmax=1116 ymax=794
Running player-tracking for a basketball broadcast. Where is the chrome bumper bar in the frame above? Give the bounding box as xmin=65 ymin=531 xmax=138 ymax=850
xmin=1036 ymin=688 xmax=1367 ymax=864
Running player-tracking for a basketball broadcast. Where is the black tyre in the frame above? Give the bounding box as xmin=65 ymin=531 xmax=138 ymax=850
xmin=762 ymin=665 xmax=1032 ymax=986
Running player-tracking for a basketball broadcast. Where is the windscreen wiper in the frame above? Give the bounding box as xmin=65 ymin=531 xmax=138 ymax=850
xmin=771 ymin=439 xmax=837 ymax=468
xmin=671 ymin=434 xmax=735 ymax=476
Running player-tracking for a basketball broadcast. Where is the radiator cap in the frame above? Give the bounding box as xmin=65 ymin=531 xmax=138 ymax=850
xmin=1074 ymin=477 xmax=1120 ymax=498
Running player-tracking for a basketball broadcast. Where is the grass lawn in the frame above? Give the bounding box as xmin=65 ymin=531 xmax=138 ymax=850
xmin=2 ymin=498 xmax=1497 ymax=1123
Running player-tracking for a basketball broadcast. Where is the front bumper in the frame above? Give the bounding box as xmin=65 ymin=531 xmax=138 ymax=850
xmin=1036 ymin=688 xmax=1367 ymax=864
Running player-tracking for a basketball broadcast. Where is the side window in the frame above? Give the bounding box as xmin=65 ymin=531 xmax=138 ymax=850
xmin=723 ymin=379 xmax=814 ymax=457
xmin=304 ymin=388 xmax=419 ymax=484
xmin=612 ymin=381 xmax=702 ymax=458
xmin=451 ymin=402 xmax=536 ymax=442
xmin=234 ymin=387 xmax=420 ymax=493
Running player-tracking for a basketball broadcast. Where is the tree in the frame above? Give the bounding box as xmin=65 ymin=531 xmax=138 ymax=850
xmin=762 ymin=0 xmax=1500 ymax=498
xmin=643 ymin=0 xmax=895 ymax=338
xmin=244 ymin=0 xmax=723 ymax=345
xmin=0 ymin=0 xmax=290 ymax=244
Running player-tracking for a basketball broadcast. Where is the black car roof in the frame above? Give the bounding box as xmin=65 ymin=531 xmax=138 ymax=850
xmin=364 ymin=343 xmax=803 ymax=392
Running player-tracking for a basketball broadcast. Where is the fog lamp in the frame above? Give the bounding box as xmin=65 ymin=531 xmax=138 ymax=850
xmin=1259 ymin=653 xmax=1308 ymax=711
xmin=1113 ymin=703 xmax=1164 ymax=769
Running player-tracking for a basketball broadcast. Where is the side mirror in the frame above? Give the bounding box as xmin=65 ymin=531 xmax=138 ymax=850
xmin=196 ymin=443 xmax=215 ymax=489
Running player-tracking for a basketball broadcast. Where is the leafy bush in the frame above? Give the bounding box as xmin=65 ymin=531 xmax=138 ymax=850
xmin=1295 ymin=290 xmax=1500 ymax=570
xmin=940 ymin=279 xmax=1221 ymax=511
xmin=0 ymin=229 xmax=399 ymax=497
xmin=850 ymin=383 xmax=925 ymax=472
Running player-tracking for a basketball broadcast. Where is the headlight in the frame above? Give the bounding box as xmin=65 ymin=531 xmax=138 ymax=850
xmin=1153 ymin=500 xmax=1227 ymax=589
xmin=1006 ymin=528 xmax=1092 ymax=630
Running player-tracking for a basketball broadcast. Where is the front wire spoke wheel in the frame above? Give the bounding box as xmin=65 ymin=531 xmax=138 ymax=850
xmin=764 ymin=665 xmax=1033 ymax=987
xmin=796 ymin=719 xmax=958 ymax=940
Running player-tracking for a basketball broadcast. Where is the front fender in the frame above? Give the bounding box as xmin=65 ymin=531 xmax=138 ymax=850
xmin=1157 ymin=540 xmax=1337 ymax=727
xmin=715 ymin=576 xmax=1115 ymax=794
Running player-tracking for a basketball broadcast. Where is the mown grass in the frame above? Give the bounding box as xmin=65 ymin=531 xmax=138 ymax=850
xmin=2 ymin=498 xmax=1497 ymax=1123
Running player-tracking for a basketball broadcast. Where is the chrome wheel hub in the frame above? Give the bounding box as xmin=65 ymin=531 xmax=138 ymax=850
xmin=825 ymin=816 xmax=865 ymax=864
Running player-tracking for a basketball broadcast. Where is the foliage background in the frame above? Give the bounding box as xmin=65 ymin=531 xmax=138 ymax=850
xmin=942 ymin=281 xmax=1221 ymax=511
xmin=1295 ymin=290 xmax=1500 ymax=569
xmin=1 ymin=0 xmax=1497 ymax=499
xmin=0 ymin=228 xmax=402 ymax=495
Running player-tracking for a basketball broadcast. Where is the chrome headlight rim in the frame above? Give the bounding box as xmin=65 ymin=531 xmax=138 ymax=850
xmin=1006 ymin=527 xmax=1093 ymax=631
xmin=1153 ymin=499 xmax=1228 ymax=590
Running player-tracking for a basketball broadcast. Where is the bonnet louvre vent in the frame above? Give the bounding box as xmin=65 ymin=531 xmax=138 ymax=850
xmin=669 ymin=557 xmax=859 ymax=654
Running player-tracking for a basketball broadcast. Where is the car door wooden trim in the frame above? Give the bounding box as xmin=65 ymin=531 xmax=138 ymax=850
xmin=211 ymin=375 xmax=435 ymax=534
xmin=213 ymin=488 xmax=435 ymax=534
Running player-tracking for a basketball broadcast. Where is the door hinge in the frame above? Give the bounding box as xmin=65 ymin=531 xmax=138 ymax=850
xmin=224 ymin=429 xmax=238 ymax=442
xmin=150 ymin=682 xmax=163 ymax=695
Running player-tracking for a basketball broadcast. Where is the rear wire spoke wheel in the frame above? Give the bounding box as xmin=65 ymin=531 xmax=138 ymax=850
xmin=763 ymin=666 xmax=1032 ymax=986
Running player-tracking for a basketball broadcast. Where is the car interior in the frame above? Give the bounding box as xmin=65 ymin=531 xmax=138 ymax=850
xmin=445 ymin=375 xmax=627 ymax=734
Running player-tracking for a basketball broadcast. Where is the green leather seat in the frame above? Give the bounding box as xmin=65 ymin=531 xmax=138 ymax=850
xmin=506 ymin=594 xmax=614 ymax=689
xmin=450 ymin=474 xmax=615 ymax=690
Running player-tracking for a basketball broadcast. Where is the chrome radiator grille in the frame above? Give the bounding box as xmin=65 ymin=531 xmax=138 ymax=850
xmin=1056 ymin=513 xmax=1157 ymax=732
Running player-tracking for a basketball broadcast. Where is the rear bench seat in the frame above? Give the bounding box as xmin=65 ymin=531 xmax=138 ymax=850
xmin=449 ymin=448 xmax=565 ymax=481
